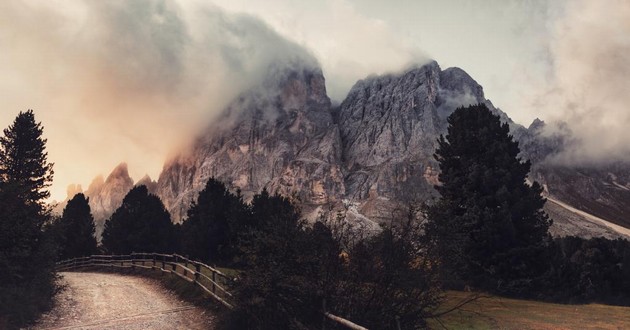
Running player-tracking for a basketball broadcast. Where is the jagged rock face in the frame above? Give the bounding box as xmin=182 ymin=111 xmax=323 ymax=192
xmin=84 ymin=163 xmax=134 ymax=238
xmin=157 ymin=61 xmax=345 ymax=221
xmin=533 ymin=165 xmax=630 ymax=229
xmin=57 ymin=168 xmax=157 ymax=236
xmin=336 ymin=62 xmax=498 ymax=219
xmin=155 ymin=59 xmax=630 ymax=239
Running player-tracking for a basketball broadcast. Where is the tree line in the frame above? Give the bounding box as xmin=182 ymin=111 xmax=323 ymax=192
xmin=3 ymin=105 xmax=630 ymax=329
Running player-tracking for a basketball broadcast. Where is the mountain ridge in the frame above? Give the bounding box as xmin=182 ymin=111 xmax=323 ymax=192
xmin=62 ymin=59 xmax=630 ymax=239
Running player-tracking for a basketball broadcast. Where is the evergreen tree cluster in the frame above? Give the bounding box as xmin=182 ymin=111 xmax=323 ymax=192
xmin=546 ymin=236 xmax=630 ymax=305
xmin=224 ymin=194 xmax=440 ymax=330
xmin=425 ymin=103 xmax=630 ymax=305
xmin=102 ymin=185 xmax=176 ymax=254
xmin=179 ymin=179 xmax=249 ymax=264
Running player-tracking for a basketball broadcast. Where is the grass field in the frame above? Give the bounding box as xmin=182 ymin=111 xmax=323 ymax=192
xmin=429 ymin=291 xmax=630 ymax=329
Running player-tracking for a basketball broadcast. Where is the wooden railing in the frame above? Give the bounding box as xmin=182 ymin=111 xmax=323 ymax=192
xmin=56 ymin=253 xmax=233 ymax=309
xmin=56 ymin=253 xmax=368 ymax=329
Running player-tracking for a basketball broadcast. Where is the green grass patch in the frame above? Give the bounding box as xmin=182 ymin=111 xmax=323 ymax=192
xmin=429 ymin=291 xmax=630 ymax=329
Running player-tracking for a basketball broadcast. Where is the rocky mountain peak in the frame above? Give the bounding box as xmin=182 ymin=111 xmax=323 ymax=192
xmin=335 ymin=61 xmax=504 ymax=220
xmin=438 ymin=66 xmax=484 ymax=99
xmin=84 ymin=163 xmax=135 ymax=239
xmin=157 ymin=58 xmax=343 ymax=221
xmin=148 ymin=59 xmax=630 ymax=239
xmin=528 ymin=118 xmax=546 ymax=131
xmin=106 ymin=162 xmax=131 ymax=184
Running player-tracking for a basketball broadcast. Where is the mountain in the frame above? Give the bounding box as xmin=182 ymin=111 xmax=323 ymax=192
xmin=82 ymin=163 xmax=134 ymax=238
xmin=156 ymin=59 xmax=345 ymax=222
xmin=85 ymin=59 xmax=630 ymax=239
xmin=56 ymin=163 xmax=160 ymax=239
xmin=337 ymin=62 xmax=500 ymax=221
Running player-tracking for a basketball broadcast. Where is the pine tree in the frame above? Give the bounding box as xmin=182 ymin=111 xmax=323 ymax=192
xmin=58 ymin=193 xmax=98 ymax=259
xmin=232 ymin=190 xmax=314 ymax=329
xmin=0 ymin=110 xmax=57 ymax=328
xmin=102 ymin=185 xmax=175 ymax=254
xmin=426 ymin=104 xmax=551 ymax=294
xmin=180 ymin=178 xmax=249 ymax=263
xmin=0 ymin=109 xmax=54 ymax=205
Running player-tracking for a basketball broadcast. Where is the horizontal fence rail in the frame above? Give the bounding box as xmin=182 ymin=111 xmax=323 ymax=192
xmin=56 ymin=253 xmax=368 ymax=329
xmin=56 ymin=253 xmax=233 ymax=309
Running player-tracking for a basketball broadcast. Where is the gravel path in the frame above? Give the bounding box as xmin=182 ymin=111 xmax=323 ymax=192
xmin=33 ymin=272 xmax=215 ymax=330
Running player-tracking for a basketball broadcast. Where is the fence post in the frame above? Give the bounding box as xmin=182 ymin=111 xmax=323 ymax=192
xmin=395 ymin=316 xmax=401 ymax=330
xmin=173 ymin=255 xmax=177 ymax=273
xmin=212 ymin=272 xmax=216 ymax=294
xmin=152 ymin=254 xmax=156 ymax=270
xmin=184 ymin=257 xmax=188 ymax=277
xmin=195 ymin=263 xmax=200 ymax=283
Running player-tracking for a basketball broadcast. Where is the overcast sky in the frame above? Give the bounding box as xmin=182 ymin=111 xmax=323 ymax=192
xmin=1 ymin=0 xmax=628 ymax=201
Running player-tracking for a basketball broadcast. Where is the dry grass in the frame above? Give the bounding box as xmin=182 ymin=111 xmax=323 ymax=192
xmin=429 ymin=291 xmax=630 ymax=330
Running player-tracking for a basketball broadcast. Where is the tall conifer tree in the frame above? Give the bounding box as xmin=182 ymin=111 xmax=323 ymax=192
xmin=426 ymin=103 xmax=551 ymax=294
xmin=58 ymin=193 xmax=98 ymax=259
xmin=180 ymin=178 xmax=249 ymax=263
xmin=0 ymin=109 xmax=54 ymax=206
xmin=0 ymin=110 xmax=57 ymax=328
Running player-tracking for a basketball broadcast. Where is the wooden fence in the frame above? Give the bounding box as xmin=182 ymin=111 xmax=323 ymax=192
xmin=56 ymin=253 xmax=233 ymax=309
xmin=56 ymin=253 xmax=368 ymax=329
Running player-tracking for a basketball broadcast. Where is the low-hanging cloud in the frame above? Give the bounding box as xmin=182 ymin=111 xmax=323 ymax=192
xmin=0 ymin=0 xmax=316 ymax=201
xmin=532 ymin=0 xmax=630 ymax=165
xmin=2 ymin=0 xmax=628 ymax=201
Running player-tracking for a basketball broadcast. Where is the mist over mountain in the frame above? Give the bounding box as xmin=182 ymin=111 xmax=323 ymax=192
xmin=150 ymin=59 xmax=630 ymax=239
xmin=59 ymin=52 xmax=630 ymax=241
xmin=157 ymin=56 xmax=345 ymax=222
xmin=37 ymin=0 xmax=630 ymax=240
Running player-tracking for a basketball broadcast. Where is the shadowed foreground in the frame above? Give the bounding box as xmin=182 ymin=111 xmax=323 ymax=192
xmin=33 ymin=272 xmax=215 ymax=330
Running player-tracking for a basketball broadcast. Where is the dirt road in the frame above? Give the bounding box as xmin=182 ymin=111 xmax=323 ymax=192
xmin=33 ymin=272 xmax=215 ymax=330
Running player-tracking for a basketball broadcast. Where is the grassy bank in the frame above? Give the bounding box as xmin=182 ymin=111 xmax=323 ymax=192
xmin=430 ymin=291 xmax=630 ymax=329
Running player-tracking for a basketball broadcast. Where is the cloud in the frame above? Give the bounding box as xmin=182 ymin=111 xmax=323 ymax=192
xmin=531 ymin=0 xmax=630 ymax=165
xmin=209 ymin=0 xmax=429 ymax=102
xmin=2 ymin=0 xmax=628 ymax=201
xmin=0 ymin=0 xmax=317 ymax=201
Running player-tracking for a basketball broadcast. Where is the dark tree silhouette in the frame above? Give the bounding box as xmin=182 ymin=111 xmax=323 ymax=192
xmin=227 ymin=195 xmax=442 ymax=329
xmin=57 ymin=193 xmax=98 ymax=259
xmin=230 ymin=190 xmax=319 ymax=329
xmin=102 ymin=185 xmax=175 ymax=254
xmin=180 ymin=178 xmax=249 ymax=264
xmin=332 ymin=207 xmax=442 ymax=329
xmin=0 ymin=109 xmax=54 ymax=206
xmin=425 ymin=103 xmax=551 ymax=294
xmin=0 ymin=110 xmax=57 ymax=329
